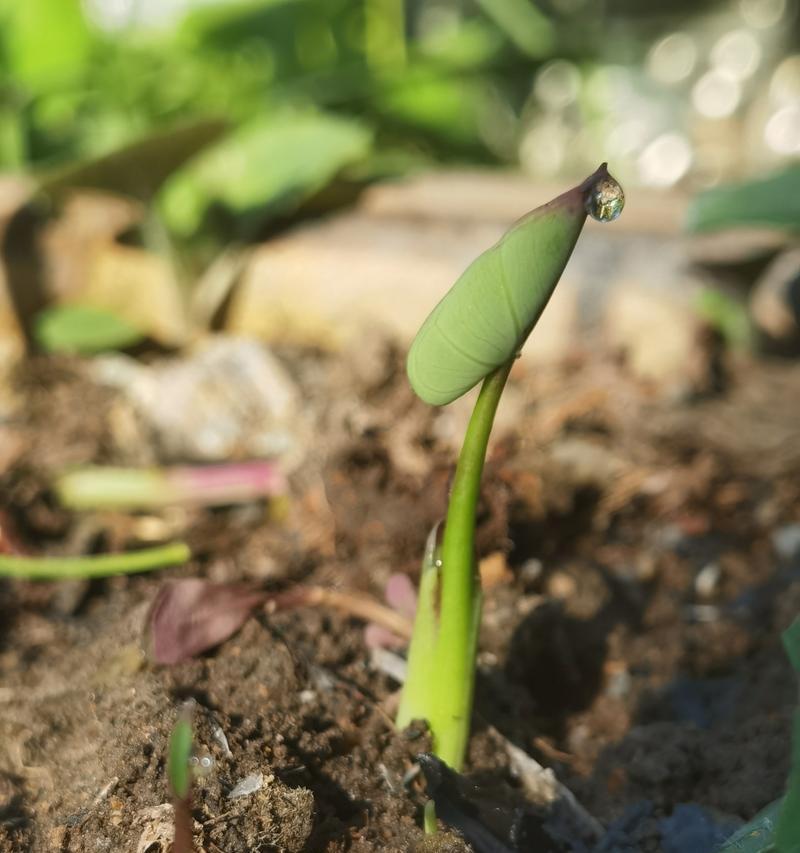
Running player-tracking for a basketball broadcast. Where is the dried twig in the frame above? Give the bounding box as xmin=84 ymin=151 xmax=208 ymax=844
xmin=268 ymin=585 xmax=413 ymax=640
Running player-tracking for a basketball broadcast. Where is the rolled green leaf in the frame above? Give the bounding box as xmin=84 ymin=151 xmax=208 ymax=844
xmin=406 ymin=163 xmax=623 ymax=406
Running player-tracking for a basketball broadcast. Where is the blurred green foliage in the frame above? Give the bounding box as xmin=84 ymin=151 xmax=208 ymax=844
xmin=0 ymin=0 xmax=591 ymax=247
xmin=159 ymin=110 xmax=372 ymax=236
xmin=687 ymin=165 xmax=800 ymax=234
xmin=35 ymin=303 xmax=145 ymax=354
xmin=4 ymin=0 xmax=792 ymax=258
xmin=695 ymin=288 xmax=753 ymax=349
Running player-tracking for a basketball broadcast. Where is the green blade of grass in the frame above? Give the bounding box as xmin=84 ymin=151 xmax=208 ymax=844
xmin=0 ymin=542 xmax=190 ymax=580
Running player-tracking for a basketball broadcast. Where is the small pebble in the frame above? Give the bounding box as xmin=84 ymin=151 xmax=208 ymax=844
xmin=520 ymin=558 xmax=543 ymax=585
xmin=228 ymin=772 xmax=265 ymax=799
xmin=311 ymin=666 xmax=336 ymax=693
xmin=211 ymin=723 xmax=232 ymax=758
xmin=694 ymin=563 xmax=720 ymax=599
xmin=773 ymin=524 xmax=800 ymax=560
xmin=478 ymin=551 xmax=512 ymax=589
xmin=606 ymin=667 xmax=632 ymax=699
xmin=653 ymin=523 xmax=684 ymax=551
xmin=547 ymin=572 xmax=576 ymax=600
xmin=685 ymin=604 xmax=720 ymax=623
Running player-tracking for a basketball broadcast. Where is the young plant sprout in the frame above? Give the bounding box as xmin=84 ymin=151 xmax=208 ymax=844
xmin=397 ymin=164 xmax=625 ymax=771
xmin=54 ymin=461 xmax=285 ymax=511
xmin=168 ymin=702 xmax=196 ymax=853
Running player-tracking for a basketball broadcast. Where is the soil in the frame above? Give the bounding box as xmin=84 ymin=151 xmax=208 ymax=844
xmin=1 ymin=341 xmax=799 ymax=852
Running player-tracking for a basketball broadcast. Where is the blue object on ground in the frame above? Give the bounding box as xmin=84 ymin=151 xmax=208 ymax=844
xmin=660 ymin=803 xmax=742 ymax=853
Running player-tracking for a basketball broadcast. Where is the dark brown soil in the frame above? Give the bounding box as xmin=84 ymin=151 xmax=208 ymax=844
xmin=1 ymin=343 xmax=799 ymax=852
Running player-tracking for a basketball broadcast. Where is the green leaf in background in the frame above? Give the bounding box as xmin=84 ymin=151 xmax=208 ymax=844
xmin=168 ymin=712 xmax=193 ymax=800
xmin=473 ymin=0 xmax=555 ymax=58
xmin=0 ymin=107 xmax=25 ymax=169
xmin=380 ymin=69 xmax=488 ymax=152
xmin=695 ymin=288 xmax=753 ymax=349
xmin=39 ymin=118 xmax=229 ymax=204
xmin=177 ymin=0 xmax=342 ymax=84
xmin=34 ymin=304 xmax=145 ymax=355
xmin=159 ymin=110 xmax=372 ymax=236
xmin=686 ymin=165 xmax=800 ymax=234
xmin=179 ymin=0 xmax=301 ymax=51
xmin=418 ymin=19 xmax=504 ymax=68
xmin=1 ymin=0 xmax=92 ymax=88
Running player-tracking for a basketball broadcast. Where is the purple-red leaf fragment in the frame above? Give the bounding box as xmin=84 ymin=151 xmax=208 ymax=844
xmin=364 ymin=573 xmax=418 ymax=650
xmin=149 ymin=579 xmax=266 ymax=664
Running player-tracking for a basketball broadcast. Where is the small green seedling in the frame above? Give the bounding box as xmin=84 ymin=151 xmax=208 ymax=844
xmin=397 ymin=164 xmax=625 ymax=771
xmin=716 ymin=615 xmax=800 ymax=853
xmin=423 ymin=799 xmax=438 ymax=835
xmin=168 ymin=703 xmax=196 ymax=853
xmin=54 ymin=461 xmax=285 ymax=511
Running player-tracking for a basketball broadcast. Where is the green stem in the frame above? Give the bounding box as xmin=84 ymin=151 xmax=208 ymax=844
xmin=423 ymin=800 xmax=438 ymax=835
xmin=431 ymin=359 xmax=513 ymax=769
xmin=0 ymin=542 xmax=190 ymax=580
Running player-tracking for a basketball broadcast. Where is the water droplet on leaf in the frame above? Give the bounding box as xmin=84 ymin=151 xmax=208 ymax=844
xmin=585 ymin=173 xmax=625 ymax=222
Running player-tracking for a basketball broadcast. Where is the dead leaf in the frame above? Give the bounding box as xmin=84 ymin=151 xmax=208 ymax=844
xmin=149 ymin=579 xmax=266 ymax=665
xmin=40 ymin=119 xmax=229 ymax=204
